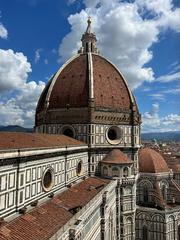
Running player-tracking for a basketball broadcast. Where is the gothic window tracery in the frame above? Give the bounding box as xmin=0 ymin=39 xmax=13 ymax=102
xmin=125 ymin=217 xmax=133 ymax=240
xmin=168 ymin=215 xmax=175 ymax=240
xmin=152 ymin=214 xmax=164 ymax=240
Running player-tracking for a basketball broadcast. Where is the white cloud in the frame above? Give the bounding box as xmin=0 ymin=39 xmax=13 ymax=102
xmin=142 ymin=87 xmax=151 ymax=92
xmin=144 ymin=103 xmax=159 ymax=118
xmin=59 ymin=0 xmax=180 ymax=89
xmin=142 ymin=103 xmax=180 ymax=132
xmin=156 ymin=71 xmax=180 ymax=82
xmin=0 ymin=23 xmax=8 ymax=39
xmin=149 ymin=93 xmax=165 ymax=101
xmin=136 ymin=0 xmax=180 ymax=32
xmin=0 ymin=49 xmax=32 ymax=92
xmin=162 ymin=88 xmax=180 ymax=94
xmin=0 ymin=48 xmax=45 ymax=127
xmin=34 ymin=48 xmax=42 ymax=63
xmin=0 ymin=80 xmax=45 ymax=128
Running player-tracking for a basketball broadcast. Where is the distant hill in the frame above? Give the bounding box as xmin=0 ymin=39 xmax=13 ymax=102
xmin=141 ymin=131 xmax=180 ymax=142
xmin=0 ymin=125 xmax=33 ymax=133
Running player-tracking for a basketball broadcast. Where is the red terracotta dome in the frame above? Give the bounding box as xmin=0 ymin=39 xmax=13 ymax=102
xmin=36 ymin=54 xmax=134 ymax=113
xmin=101 ymin=149 xmax=133 ymax=165
xmin=139 ymin=148 xmax=169 ymax=173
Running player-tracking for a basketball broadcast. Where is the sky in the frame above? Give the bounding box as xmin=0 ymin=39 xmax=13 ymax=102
xmin=0 ymin=0 xmax=180 ymax=133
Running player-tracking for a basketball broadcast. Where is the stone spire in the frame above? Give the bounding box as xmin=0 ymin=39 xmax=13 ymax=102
xmin=78 ymin=17 xmax=99 ymax=54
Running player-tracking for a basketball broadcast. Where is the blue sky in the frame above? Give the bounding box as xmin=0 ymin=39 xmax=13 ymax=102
xmin=0 ymin=0 xmax=180 ymax=132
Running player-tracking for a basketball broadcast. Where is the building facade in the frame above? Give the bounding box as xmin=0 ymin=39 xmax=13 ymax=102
xmin=0 ymin=18 xmax=179 ymax=240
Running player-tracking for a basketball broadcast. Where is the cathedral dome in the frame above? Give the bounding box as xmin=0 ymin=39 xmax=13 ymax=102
xmin=139 ymin=148 xmax=169 ymax=173
xmin=36 ymin=53 xmax=135 ymax=113
xmin=35 ymin=18 xmax=140 ymax=127
xmin=101 ymin=149 xmax=133 ymax=165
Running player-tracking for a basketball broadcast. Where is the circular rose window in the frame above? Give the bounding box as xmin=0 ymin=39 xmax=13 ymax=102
xmin=42 ymin=168 xmax=54 ymax=192
xmin=106 ymin=126 xmax=122 ymax=145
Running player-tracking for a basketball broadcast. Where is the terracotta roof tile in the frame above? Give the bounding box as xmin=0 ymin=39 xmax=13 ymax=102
xmin=49 ymin=54 xmax=88 ymax=109
xmin=101 ymin=149 xmax=133 ymax=165
xmin=93 ymin=55 xmax=132 ymax=110
xmin=0 ymin=177 xmax=109 ymax=240
xmin=139 ymin=148 xmax=169 ymax=173
xmin=0 ymin=132 xmax=85 ymax=150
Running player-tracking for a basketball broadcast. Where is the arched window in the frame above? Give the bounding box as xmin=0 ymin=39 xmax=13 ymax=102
xmin=112 ymin=167 xmax=119 ymax=177
xmin=152 ymin=214 xmax=164 ymax=239
xmin=103 ymin=166 xmax=108 ymax=176
xmin=126 ymin=217 xmax=133 ymax=237
xmin=161 ymin=185 xmax=167 ymax=201
xmin=123 ymin=167 xmax=128 ymax=177
xmin=142 ymin=225 xmax=148 ymax=240
xmin=125 ymin=187 xmax=132 ymax=195
xmin=143 ymin=187 xmax=148 ymax=203
xmin=168 ymin=216 xmax=175 ymax=240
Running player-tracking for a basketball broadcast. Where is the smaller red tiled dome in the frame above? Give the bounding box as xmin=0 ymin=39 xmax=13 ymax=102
xmin=139 ymin=148 xmax=169 ymax=173
xmin=101 ymin=149 xmax=133 ymax=165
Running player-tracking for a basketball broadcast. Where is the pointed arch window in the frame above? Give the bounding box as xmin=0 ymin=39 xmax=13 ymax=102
xmin=142 ymin=225 xmax=148 ymax=240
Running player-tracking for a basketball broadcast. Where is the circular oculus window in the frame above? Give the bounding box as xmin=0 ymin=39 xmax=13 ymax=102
xmin=60 ymin=125 xmax=75 ymax=138
xmin=76 ymin=161 xmax=83 ymax=176
xmin=106 ymin=126 xmax=122 ymax=145
xmin=42 ymin=168 xmax=54 ymax=192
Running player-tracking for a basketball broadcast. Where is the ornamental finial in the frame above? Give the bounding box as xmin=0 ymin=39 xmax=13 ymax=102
xmin=86 ymin=16 xmax=92 ymax=34
xmin=78 ymin=16 xmax=99 ymax=54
